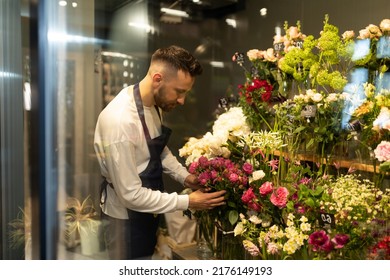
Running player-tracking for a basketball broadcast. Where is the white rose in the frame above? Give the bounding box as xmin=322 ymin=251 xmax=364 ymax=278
xmin=250 ymin=170 xmax=266 ymax=182
xmin=311 ymin=93 xmax=323 ymax=102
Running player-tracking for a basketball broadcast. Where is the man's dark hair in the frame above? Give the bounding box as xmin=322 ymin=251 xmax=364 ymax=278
xmin=151 ymin=45 xmax=203 ymax=77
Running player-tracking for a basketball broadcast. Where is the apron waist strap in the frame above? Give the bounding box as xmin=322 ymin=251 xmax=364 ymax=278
xmin=100 ymin=177 xmax=114 ymax=206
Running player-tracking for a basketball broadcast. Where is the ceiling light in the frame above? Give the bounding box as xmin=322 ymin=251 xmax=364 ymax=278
xmin=260 ymin=8 xmax=267 ymax=17
xmin=210 ymin=61 xmax=225 ymax=68
xmin=72 ymin=2 xmax=77 ymax=8
xmin=226 ymin=18 xmax=237 ymax=28
xmin=59 ymin=1 xmax=67 ymax=6
xmin=161 ymin=8 xmax=189 ymax=18
xmin=128 ymin=22 xmax=154 ymax=34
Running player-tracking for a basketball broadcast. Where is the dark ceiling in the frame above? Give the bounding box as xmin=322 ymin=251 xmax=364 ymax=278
xmin=95 ymin=0 xmax=245 ymax=19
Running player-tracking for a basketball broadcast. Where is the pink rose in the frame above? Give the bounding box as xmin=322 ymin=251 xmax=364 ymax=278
xmin=270 ymin=187 xmax=289 ymax=208
xmin=374 ymin=141 xmax=390 ymax=162
xmin=247 ymin=49 xmax=260 ymax=61
xmin=198 ymin=156 xmax=209 ymax=168
xmin=342 ymin=30 xmax=355 ymax=40
xmin=380 ymin=19 xmax=390 ymax=33
xmin=259 ymin=181 xmax=274 ymax=196
xmin=358 ymin=28 xmax=371 ymax=39
xmin=228 ymin=172 xmax=239 ymax=183
xmin=188 ymin=161 xmax=198 ymax=174
xmin=242 ymin=188 xmax=256 ymax=203
xmin=198 ymin=171 xmax=211 ymax=185
xmin=288 ymin=26 xmax=300 ymax=40
xmin=242 ymin=162 xmax=253 ymax=175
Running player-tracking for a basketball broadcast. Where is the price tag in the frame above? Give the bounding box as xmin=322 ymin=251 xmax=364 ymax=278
xmin=318 ymin=212 xmax=335 ymax=228
xmin=300 ymin=104 xmax=317 ymax=118
xmin=274 ymin=42 xmax=284 ymax=52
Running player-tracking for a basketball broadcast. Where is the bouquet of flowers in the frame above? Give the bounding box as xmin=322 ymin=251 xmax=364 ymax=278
xmin=179 ymin=106 xmax=250 ymax=165
xmin=346 ymin=82 xmax=390 ymax=159
xmin=274 ymin=89 xmax=347 ymax=164
xmin=233 ymin=47 xmax=284 ymax=131
xmin=234 ymin=167 xmax=390 ymax=260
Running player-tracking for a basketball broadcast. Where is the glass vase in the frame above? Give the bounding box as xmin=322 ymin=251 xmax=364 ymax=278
xmin=217 ymin=228 xmax=245 ymax=260
xmin=195 ymin=213 xmax=215 ymax=259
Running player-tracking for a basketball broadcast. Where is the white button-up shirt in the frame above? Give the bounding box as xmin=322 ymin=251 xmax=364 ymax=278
xmin=94 ymin=85 xmax=190 ymax=219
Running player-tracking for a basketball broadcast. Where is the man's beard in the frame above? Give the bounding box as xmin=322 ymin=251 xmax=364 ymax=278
xmin=154 ymin=86 xmax=177 ymax=112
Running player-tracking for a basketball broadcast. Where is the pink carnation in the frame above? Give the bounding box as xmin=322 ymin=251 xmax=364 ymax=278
xmin=374 ymin=141 xmax=390 ymax=162
xmin=259 ymin=181 xmax=274 ymax=196
xmin=270 ymin=187 xmax=289 ymax=208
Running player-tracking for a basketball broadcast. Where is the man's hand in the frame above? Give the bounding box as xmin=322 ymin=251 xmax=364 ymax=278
xmin=184 ymin=174 xmax=210 ymax=191
xmin=188 ymin=189 xmax=226 ymax=210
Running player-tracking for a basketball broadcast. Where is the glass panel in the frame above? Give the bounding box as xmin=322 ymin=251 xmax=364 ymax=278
xmin=13 ymin=0 xmax=390 ymax=259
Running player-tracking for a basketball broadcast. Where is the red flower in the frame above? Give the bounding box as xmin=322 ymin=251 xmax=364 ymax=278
xmin=242 ymin=187 xmax=256 ymax=203
xmin=261 ymin=91 xmax=272 ymax=102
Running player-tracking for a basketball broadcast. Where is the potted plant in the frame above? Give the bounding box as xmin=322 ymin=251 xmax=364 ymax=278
xmin=64 ymin=195 xmax=101 ymax=256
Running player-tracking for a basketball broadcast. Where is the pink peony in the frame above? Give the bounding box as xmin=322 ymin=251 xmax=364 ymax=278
xmin=270 ymin=187 xmax=289 ymax=208
xmin=259 ymin=181 xmax=274 ymax=196
xmin=374 ymin=141 xmax=390 ymax=162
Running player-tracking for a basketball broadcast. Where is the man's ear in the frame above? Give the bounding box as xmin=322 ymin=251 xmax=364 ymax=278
xmin=153 ymin=73 xmax=162 ymax=83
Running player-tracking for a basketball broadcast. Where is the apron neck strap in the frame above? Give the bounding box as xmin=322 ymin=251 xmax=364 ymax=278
xmin=133 ymin=83 xmax=151 ymax=141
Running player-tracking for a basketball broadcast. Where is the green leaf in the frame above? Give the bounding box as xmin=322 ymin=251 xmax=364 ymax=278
xmin=286 ymin=201 xmax=295 ymax=211
xmin=294 ymin=126 xmax=306 ymax=134
xmin=310 ymin=186 xmax=324 ymax=197
xmin=306 ymin=138 xmax=315 ymax=148
xmin=228 ymin=210 xmax=239 ymax=225
xmin=305 ymin=198 xmax=315 ymax=208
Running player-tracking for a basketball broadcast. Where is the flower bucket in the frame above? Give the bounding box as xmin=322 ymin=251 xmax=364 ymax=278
xmin=214 ymin=221 xmax=245 ymax=260
xmin=79 ymin=219 xmax=102 ymax=256
xmin=217 ymin=228 xmax=245 ymax=260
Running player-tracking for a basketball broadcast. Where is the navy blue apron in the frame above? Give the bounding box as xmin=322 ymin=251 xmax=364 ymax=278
xmin=126 ymin=83 xmax=172 ymax=259
xmin=100 ymin=83 xmax=171 ymax=259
